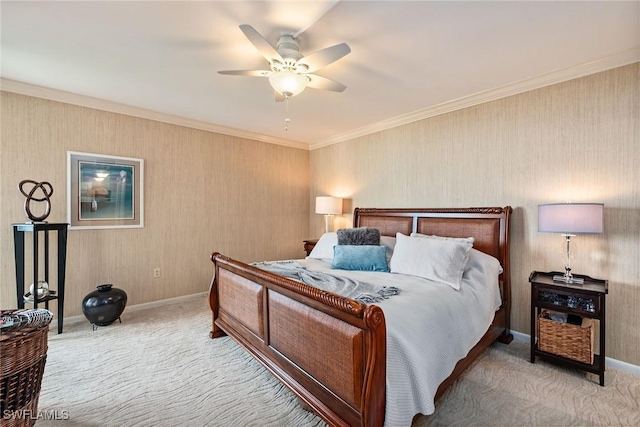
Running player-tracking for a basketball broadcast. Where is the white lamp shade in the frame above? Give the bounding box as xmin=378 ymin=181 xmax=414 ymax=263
xmin=538 ymin=203 xmax=604 ymax=234
xmin=315 ymin=196 xmax=343 ymax=215
xmin=269 ymin=71 xmax=308 ymax=97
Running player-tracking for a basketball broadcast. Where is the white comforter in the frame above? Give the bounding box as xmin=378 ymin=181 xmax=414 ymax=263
xmin=299 ymin=249 xmax=503 ymax=427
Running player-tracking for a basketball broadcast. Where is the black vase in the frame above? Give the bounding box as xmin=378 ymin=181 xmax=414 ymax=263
xmin=82 ymin=284 xmax=127 ymax=328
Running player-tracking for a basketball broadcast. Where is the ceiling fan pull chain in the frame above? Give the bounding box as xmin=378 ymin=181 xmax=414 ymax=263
xmin=284 ymin=95 xmax=291 ymax=131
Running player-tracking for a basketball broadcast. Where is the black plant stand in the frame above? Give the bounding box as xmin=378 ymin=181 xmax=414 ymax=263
xmin=13 ymin=222 xmax=68 ymax=334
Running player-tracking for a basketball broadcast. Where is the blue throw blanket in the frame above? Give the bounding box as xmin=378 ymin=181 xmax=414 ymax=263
xmin=251 ymin=260 xmax=400 ymax=304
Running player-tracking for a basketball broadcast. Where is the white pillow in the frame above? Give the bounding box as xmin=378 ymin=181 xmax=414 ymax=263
xmin=465 ymin=248 xmax=503 ymax=309
xmin=466 ymin=247 xmax=503 ymax=275
xmin=307 ymin=232 xmax=338 ymax=260
xmin=389 ymin=232 xmax=474 ymax=290
xmin=380 ymin=235 xmax=396 ymax=263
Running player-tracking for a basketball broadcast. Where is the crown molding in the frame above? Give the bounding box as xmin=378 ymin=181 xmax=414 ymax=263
xmin=3 ymin=48 xmax=637 ymax=153
xmin=309 ymin=48 xmax=640 ymax=150
xmin=0 ymin=79 xmax=309 ymax=150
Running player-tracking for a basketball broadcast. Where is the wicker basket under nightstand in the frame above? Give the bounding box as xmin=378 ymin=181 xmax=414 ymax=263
xmin=538 ymin=312 xmax=594 ymax=365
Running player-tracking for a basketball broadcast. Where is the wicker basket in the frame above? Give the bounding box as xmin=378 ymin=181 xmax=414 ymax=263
xmin=1 ymin=309 xmax=53 ymax=427
xmin=538 ymin=310 xmax=594 ymax=365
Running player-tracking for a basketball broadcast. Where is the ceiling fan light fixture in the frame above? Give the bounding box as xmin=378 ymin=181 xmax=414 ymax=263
xmin=269 ymin=71 xmax=308 ymax=97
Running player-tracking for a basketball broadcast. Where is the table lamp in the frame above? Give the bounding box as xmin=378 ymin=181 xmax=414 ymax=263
xmin=316 ymin=196 xmax=343 ymax=234
xmin=538 ymin=203 xmax=604 ymax=284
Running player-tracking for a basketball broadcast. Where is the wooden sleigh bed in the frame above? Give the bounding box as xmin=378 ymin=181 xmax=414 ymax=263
xmin=209 ymin=206 xmax=513 ymax=427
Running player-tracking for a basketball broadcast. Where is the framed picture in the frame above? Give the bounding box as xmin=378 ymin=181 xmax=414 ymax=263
xmin=67 ymin=151 xmax=144 ymax=229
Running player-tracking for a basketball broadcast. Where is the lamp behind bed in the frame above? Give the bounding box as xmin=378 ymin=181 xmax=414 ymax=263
xmin=316 ymin=196 xmax=343 ymax=233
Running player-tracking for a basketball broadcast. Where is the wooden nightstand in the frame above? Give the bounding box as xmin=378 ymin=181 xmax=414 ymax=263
xmin=303 ymin=239 xmax=318 ymax=256
xmin=529 ymin=270 xmax=608 ymax=386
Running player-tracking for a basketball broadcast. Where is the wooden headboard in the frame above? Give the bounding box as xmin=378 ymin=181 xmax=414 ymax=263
xmin=353 ymin=207 xmax=511 ymax=269
xmin=354 ymin=206 xmax=513 ymax=337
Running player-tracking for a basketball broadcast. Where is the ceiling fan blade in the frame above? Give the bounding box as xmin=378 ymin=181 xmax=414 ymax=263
xmin=297 ymin=43 xmax=350 ymax=73
xmin=217 ymin=70 xmax=272 ymax=77
xmin=306 ymin=74 xmax=347 ymax=92
xmin=275 ymin=91 xmax=285 ymax=102
xmin=239 ymin=24 xmax=283 ymax=63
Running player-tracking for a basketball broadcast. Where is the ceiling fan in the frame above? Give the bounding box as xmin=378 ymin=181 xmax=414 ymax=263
xmin=218 ymin=24 xmax=351 ymax=101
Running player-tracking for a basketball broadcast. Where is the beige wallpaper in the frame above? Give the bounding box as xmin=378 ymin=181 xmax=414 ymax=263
xmin=310 ymin=63 xmax=640 ymax=366
xmin=1 ymin=92 xmax=309 ymax=318
xmin=2 ymin=64 xmax=638 ymax=368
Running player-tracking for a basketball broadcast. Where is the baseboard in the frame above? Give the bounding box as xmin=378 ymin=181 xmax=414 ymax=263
xmin=511 ymin=330 xmax=640 ymax=377
xmin=61 ymin=299 xmax=640 ymax=377
xmin=62 ymin=292 xmax=208 ymax=327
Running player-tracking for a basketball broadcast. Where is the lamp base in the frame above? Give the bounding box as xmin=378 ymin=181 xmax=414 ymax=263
xmin=324 ymin=214 xmax=333 ymax=234
xmin=552 ymin=275 xmax=585 ymax=285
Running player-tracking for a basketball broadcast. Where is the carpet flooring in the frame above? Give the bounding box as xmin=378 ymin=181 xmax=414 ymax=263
xmin=36 ymin=296 xmax=639 ymax=427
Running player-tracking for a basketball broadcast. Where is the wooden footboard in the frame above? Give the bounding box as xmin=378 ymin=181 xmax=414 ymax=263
xmin=209 ymin=253 xmax=386 ymax=427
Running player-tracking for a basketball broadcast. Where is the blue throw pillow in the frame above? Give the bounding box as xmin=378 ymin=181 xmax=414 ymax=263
xmin=331 ymin=245 xmax=390 ymax=272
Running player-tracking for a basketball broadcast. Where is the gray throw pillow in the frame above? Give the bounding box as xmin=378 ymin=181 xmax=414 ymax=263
xmin=337 ymin=227 xmax=381 ymax=246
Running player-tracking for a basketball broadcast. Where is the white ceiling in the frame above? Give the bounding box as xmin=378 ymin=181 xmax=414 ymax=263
xmin=2 ymin=1 xmax=639 ymax=149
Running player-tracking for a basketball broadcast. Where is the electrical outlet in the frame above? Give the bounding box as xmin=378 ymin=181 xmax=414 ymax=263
xmin=153 ymin=268 xmax=161 ymax=278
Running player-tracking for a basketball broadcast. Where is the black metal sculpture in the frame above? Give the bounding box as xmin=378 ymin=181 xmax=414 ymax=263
xmin=18 ymin=180 xmax=54 ymax=222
